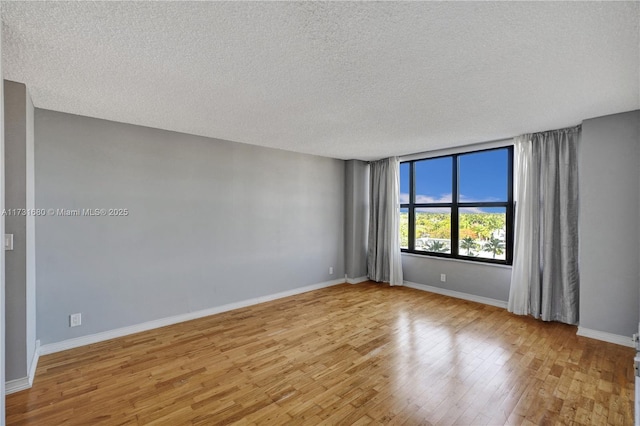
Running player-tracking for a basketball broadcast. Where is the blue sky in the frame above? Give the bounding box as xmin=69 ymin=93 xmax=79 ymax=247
xmin=400 ymin=148 xmax=508 ymax=205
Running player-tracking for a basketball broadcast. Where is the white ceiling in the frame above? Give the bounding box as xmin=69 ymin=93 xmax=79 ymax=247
xmin=2 ymin=1 xmax=639 ymax=161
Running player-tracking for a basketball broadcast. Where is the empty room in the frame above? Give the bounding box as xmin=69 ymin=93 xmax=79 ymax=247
xmin=1 ymin=1 xmax=639 ymax=425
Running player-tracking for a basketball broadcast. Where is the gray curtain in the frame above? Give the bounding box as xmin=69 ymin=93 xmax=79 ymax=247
xmin=367 ymin=157 xmax=403 ymax=285
xmin=508 ymin=126 xmax=580 ymax=324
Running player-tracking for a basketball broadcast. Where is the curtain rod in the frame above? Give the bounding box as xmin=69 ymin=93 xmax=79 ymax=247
xmin=397 ymin=137 xmax=514 ymax=163
xmin=369 ymin=123 xmax=583 ymax=163
xmin=365 ymin=137 xmax=513 ymax=164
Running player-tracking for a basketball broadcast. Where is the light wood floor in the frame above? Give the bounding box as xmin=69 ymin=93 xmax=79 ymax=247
xmin=7 ymin=282 xmax=634 ymax=425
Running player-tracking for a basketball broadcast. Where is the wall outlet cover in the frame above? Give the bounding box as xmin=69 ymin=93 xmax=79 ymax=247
xmin=70 ymin=313 xmax=82 ymax=327
xmin=4 ymin=234 xmax=13 ymax=250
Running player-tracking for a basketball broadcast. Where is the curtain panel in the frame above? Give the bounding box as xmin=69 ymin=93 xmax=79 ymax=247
xmin=508 ymin=126 xmax=580 ymax=324
xmin=367 ymin=157 xmax=403 ymax=286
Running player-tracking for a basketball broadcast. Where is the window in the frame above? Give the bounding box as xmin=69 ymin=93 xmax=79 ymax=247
xmin=399 ymin=146 xmax=513 ymax=264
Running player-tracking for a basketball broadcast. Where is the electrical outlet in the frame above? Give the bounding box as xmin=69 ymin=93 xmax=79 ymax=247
xmin=4 ymin=234 xmax=13 ymax=251
xmin=70 ymin=313 xmax=82 ymax=327
xmin=440 ymin=274 xmax=446 ymax=282
xmin=329 ymin=266 xmax=334 ymax=275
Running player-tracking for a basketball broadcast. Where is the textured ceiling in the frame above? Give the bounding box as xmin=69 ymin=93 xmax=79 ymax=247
xmin=2 ymin=1 xmax=639 ymax=160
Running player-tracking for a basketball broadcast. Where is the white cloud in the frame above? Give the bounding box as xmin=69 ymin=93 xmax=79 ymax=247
xmin=400 ymin=193 xmax=452 ymax=204
xmin=459 ymin=207 xmax=487 ymax=214
xmin=459 ymin=194 xmax=502 ymax=203
xmin=401 ymin=192 xmax=503 ymax=206
xmin=417 ymin=193 xmax=452 ymax=203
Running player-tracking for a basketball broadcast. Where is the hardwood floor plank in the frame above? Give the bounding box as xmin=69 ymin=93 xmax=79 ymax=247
xmin=6 ymin=282 xmax=634 ymax=425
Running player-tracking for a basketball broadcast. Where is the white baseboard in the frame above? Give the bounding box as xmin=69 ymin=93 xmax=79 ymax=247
xmin=403 ymin=280 xmax=508 ymax=309
xmin=6 ymin=339 xmax=41 ymax=394
xmin=28 ymin=340 xmax=40 ymax=386
xmin=39 ymin=278 xmax=345 ymax=356
xmin=404 ymin=282 xmax=633 ymax=348
xmin=346 ymin=276 xmax=368 ymax=284
xmin=577 ymin=327 xmax=634 ymax=348
xmin=5 ymin=376 xmax=30 ymax=394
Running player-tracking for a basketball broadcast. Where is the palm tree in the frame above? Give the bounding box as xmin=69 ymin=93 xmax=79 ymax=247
xmin=483 ymin=237 xmax=505 ymax=259
xmin=427 ymin=240 xmax=448 ymax=253
xmin=460 ymin=237 xmax=478 ymax=256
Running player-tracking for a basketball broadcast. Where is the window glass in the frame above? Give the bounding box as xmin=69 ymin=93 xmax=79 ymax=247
xmin=415 ymin=208 xmax=451 ymax=254
xmin=399 ymin=146 xmax=513 ymax=264
xmin=459 ymin=207 xmax=506 ymax=260
xmin=415 ymin=157 xmax=452 ymax=203
xmin=400 ymin=208 xmax=409 ymax=249
xmin=459 ymin=149 xmax=508 ymax=202
xmin=400 ymin=162 xmax=410 ymax=204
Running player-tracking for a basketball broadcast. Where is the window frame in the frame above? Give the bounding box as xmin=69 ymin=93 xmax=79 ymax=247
xmin=400 ymin=145 xmax=514 ymax=265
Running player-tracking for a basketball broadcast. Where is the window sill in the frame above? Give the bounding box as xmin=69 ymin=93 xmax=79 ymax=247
xmin=401 ymin=252 xmax=513 ymax=270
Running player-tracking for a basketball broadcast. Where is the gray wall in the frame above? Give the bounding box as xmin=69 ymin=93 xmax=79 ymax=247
xmin=402 ymin=255 xmax=512 ymax=302
xmin=344 ymin=160 xmax=369 ymax=280
xmin=35 ymin=109 xmax=345 ymax=345
xmin=0 ymin=29 xmax=6 ymax=418
xmin=4 ymin=81 xmax=36 ymax=381
xmin=580 ymin=110 xmax=640 ymax=337
xmin=25 ymin=85 xmax=36 ymax=372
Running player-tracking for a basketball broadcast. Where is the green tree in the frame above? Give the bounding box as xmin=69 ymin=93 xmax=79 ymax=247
xmin=427 ymin=240 xmax=448 ymax=253
xmin=460 ymin=236 xmax=478 ymax=256
xmin=400 ymin=211 xmax=409 ymax=248
xmin=483 ymin=237 xmax=505 ymax=259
